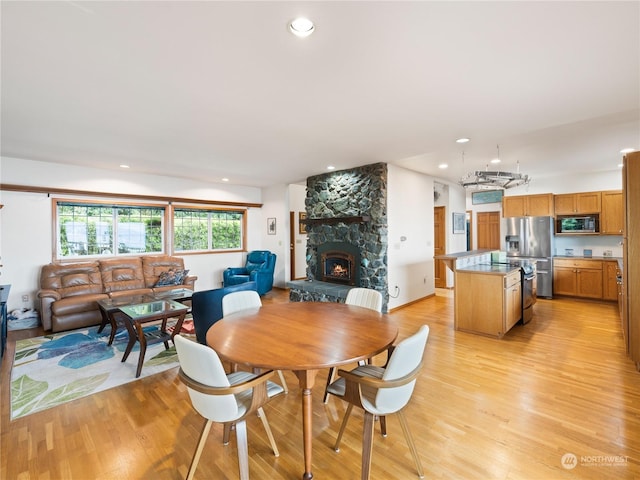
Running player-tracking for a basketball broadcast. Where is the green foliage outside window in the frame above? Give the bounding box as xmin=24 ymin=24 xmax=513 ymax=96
xmin=57 ymin=203 xmax=164 ymax=258
xmin=174 ymin=209 xmax=243 ymax=251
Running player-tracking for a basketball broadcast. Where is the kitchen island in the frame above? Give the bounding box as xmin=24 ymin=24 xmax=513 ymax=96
xmin=455 ymin=264 xmax=522 ymax=338
xmin=436 ymin=250 xmax=523 ymax=338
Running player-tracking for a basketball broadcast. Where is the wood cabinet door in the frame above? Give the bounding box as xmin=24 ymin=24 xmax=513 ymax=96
xmin=502 ymin=196 xmax=525 ymax=217
xmin=576 ymin=268 xmax=603 ymax=298
xmin=554 ymin=194 xmax=577 ymax=215
xmin=505 ymin=280 xmax=522 ymax=331
xmin=526 ymin=194 xmax=554 ymax=216
xmin=601 ymin=191 xmax=624 ymax=234
xmin=576 ymin=192 xmax=601 ymax=214
xmin=602 ymin=261 xmax=619 ymax=301
xmin=553 ymin=267 xmax=577 ymax=295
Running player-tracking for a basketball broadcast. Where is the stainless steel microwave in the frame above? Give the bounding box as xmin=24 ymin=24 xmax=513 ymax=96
xmin=556 ymin=215 xmax=599 ymax=234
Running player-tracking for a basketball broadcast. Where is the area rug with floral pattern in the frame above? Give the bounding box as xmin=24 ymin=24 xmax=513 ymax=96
xmin=10 ymin=322 xmax=191 ymax=420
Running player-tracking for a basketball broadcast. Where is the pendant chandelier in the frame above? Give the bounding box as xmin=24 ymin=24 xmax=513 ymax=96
xmin=458 ymin=145 xmax=531 ymax=190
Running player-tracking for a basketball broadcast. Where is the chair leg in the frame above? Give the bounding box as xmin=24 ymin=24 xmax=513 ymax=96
xmin=361 ymin=412 xmax=376 ymax=480
xmin=257 ymin=407 xmax=279 ymax=457
xmin=323 ymin=367 xmax=336 ymax=404
xmin=397 ymin=410 xmax=425 ymax=479
xmin=235 ymin=420 xmax=249 ymax=480
xmin=334 ymin=403 xmax=354 ymax=452
xmin=187 ymin=419 xmax=213 ymax=480
xmin=223 ymin=423 xmax=232 ymax=445
xmin=277 ymin=370 xmax=289 ymax=394
xmin=379 ymin=416 xmax=387 ymax=437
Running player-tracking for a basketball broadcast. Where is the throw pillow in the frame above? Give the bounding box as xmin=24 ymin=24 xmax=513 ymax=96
xmin=154 ymin=269 xmax=189 ymax=287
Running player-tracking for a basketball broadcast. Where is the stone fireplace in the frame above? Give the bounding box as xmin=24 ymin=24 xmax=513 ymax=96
xmin=288 ymin=162 xmax=388 ymax=311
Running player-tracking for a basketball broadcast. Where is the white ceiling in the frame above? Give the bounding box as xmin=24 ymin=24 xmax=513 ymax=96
xmin=2 ymin=1 xmax=639 ymax=188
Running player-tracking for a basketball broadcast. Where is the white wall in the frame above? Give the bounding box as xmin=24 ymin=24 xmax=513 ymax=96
xmin=434 ymin=179 xmax=468 ymax=287
xmin=0 ymin=157 xmax=264 ymax=310
xmin=259 ymin=184 xmax=290 ymax=288
xmin=387 ymin=165 xmax=436 ymax=309
xmin=288 ymin=184 xmax=307 ymax=280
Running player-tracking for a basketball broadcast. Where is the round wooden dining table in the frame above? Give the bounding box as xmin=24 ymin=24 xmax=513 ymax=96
xmin=206 ymin=301 xmax=398 ymax=480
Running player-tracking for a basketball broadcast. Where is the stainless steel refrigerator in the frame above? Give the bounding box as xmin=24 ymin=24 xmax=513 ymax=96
xmin=505 ymin=216 xmax=554 ymax=298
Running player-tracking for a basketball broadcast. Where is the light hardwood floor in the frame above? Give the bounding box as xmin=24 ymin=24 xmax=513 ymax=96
xmin=2 ymin=289 xmax=640 ymax=479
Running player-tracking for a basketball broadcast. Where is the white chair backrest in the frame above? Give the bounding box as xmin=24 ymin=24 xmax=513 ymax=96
xmin=222 ymin=290 xmax=262 ymax=316
xmin=375 ymin=325 xmax=430 ymax=413
xmin=345 ymin=288 xmax=383 ymax=312
xmin=174 ymin=334 xmax=240 ymax=422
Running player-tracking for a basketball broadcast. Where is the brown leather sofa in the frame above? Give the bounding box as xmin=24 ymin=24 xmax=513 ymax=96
xmin=38 ymin=255 xmax=197 ymax=332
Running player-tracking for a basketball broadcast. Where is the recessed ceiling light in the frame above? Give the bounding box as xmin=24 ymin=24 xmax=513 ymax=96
xmin=620 ymin=148 xmax=635 ymax=154
xmin=327 ymin=165 xmax=335 ymax=170
xmin=456 ymin=138 xmax=470 ymax=144
xmin=222 ymin=177 xmax=229 ymax=182
xmin=438 ymin=163 xmax=448 ymax=169
xmin=289 ymin=17 xmax=315 ymax=37
xmin=490 ymin=158 xmax=501 ymax=164
xmin=120 ymin=164 xmax=130 ymax=169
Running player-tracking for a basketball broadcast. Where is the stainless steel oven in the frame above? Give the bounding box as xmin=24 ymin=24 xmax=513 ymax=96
xmin=520 ymin=263 xmax=536 ymax=324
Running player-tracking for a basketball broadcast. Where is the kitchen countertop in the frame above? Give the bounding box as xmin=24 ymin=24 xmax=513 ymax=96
xmin=553 ymin=255 xmax=622 ymax=260
xmin=456 ymin=263 xmax=522 ymax=276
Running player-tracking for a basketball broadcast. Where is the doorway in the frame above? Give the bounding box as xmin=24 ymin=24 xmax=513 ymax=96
xmin=434 ymin=206 xmax=446 ymax=288
xmin=476 ymin=211 xmax=501 ymax=249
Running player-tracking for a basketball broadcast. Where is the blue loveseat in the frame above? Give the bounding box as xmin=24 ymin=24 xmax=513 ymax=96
xmin=191 ymin=281 xmax=258 ymax=344
xmin=223 ymin=250 xmax=276 ymax=295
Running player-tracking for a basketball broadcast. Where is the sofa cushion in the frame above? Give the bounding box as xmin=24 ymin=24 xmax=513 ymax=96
xmin=142 ymin=255 xmax=187 ymax=288
xmin=40 ymin=262 xmax=104 ymax=298
xmin=154 ymin=269 xmax=189 ymax=287
xmin=99 ymin=257 xmax=146 ymax=293
xmin=52 ymin=293 xmax=109 ymax=316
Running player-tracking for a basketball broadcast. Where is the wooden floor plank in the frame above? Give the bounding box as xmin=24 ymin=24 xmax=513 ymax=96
xmin=2 ymin=289 xmax=640 ymax=479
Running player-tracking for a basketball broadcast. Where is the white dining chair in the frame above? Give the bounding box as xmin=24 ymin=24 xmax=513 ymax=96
xmin=327 ymin=325 xmax=430 ymax=480
xmin=222 ymin=290 xmax=289 ymax=393
xmin=323 ymin=288 xmax=383 ymax=403
xmin=174 ymin=334 xmax=283 ymax=480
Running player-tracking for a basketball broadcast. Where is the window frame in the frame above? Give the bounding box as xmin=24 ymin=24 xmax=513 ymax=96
xmin=171 ymin=204 xmax=247 ymax=255
xmin=52 ymin=198 xmax=247 ymax=261
xmin=53 ymin=198 xmax=169 ymax=261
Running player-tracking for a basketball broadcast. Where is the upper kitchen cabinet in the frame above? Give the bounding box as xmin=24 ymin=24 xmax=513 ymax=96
xmin=554 ymin=191 xmax=601 ymax=215
xmin=600 ymin=190 xmax=624 ymax=235
xmin=502 ymin=193 xmax=554 ymax=218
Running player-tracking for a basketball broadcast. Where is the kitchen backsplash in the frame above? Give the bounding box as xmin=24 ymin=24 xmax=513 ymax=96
xmin=553 ymin=235 xmax=623 ymax=257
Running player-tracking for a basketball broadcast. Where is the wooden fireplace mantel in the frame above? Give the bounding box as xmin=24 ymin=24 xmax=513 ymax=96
xmin=301 ymin=215 xmax=370 ymax=226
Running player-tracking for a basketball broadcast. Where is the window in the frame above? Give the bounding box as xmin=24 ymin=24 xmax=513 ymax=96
xmin=56 ymin=202 xmax=165 ymax=259
xmin=173 ymin=208 xmax=244 ymax=252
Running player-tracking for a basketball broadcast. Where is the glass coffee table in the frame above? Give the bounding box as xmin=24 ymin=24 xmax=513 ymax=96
xmin=97 ymin=288 xmax=192 ymax=346
xmin=118 ymin=299 xmax=189 ymax=378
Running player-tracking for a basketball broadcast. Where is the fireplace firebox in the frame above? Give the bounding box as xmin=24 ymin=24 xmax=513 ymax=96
xmin=316 ymin=242 xmax=360 ymax=286
xmin=321 ymin=251 xmax=355 ymax=285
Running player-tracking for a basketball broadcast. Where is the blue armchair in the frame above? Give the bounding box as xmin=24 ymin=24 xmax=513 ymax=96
xmin=191 ymin=281 xmax=258 ymax=344
xmin=223 ymin=250 xmax=276 ymax=295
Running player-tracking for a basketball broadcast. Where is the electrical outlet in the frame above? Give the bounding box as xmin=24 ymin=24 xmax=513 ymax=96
xmin=22 ymin=294 xmax=29 ymax=302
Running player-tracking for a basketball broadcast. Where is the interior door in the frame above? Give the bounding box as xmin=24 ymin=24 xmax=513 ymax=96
xmin=434 ymin=206 xmax=446 ymax=288
xmin=289 ymin=211 xmax=296 ymax=280
xmin=477 ymin=211 xmax=501 ymax=249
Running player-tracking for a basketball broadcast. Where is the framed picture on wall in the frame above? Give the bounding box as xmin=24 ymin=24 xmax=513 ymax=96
xmin=267 ymin=217 xmax=276 ymax=235
xmin=472 ymin=189 xmax=504 ymax=205
xmin=453 ymin=212 xmax=465 ymax=234
xmin=299 ymin=212 xmax=307 ymax=234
